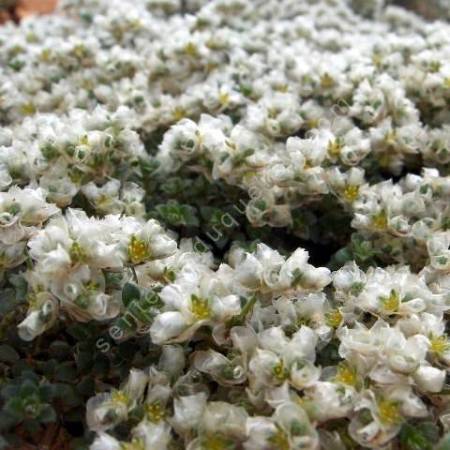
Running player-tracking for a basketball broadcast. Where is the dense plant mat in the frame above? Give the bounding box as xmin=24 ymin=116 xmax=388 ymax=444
xmin=1 ymin=0 xmax=450 ymax=449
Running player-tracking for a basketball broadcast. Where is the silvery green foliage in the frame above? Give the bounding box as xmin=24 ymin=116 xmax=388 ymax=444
xmin=350 ymin=0 xmax=385 ymax=18
xmin=0 ymin=0 xmax=450 ymax=449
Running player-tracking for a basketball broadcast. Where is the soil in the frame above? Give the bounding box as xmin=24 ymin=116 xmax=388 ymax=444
xmin=1 ymin=0 xmax=58 ymax=23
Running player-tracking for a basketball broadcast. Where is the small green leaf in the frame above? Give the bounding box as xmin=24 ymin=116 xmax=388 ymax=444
xmin=76 ymin=376 xmax=95 ymax=397
xmin=55 ymin=362 xmax=77 ymax=382
xmin=0 ymin=345 xmax=19 ymax=363
xmin=37 ymin=405 xmax=57 ymax=423
xmin=399 ymin=422 xmax=439 ymax=450
xmin=122 ymin=282 xmax=141 ymax=307
xmin=67 ymin=323 xmax=93 ymax=341
xmin=49 ymin=341 xmax=72 ymax=359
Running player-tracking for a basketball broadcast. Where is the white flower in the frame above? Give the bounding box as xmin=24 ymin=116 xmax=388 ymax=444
xmin=232 ymin=243 xmax=331 ymax=294
xmin=245 ymin=402 xmax=318 ymax=450
xmin=413 ymin=365 xmax=446 ymax=393
xmin=90 ymin=433 xmax=121 ymax=450
xmin=170 ymin=392 xmax=208 ymax=435
xmin=0 ymin=186 xmax=58 ymax=245
xmin=17 ymin=292 xmax=58 ymax=341
xmin=86 ymin=369 xmax=148 ymax=432
xmin=305 ymin=381 xmax=355 ymax=422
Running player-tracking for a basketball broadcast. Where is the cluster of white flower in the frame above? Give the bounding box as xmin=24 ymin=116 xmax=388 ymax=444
xmin=1 ymin=0 xmax=450 ymax=448
xmin=18 ymin=208 xmax=178 ymax=340
xmin=351 ymin=168 xmax=450 ymax=268
xmin=86 ymin=253 xmax=450 ymax=449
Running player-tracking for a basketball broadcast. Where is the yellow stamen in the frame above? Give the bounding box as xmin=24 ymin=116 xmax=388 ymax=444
xmin=343 ymin=185 xmax=359 ymax=202
xmin=320 ymin=73 xmax=335 ymax=89
xmin=70 ymin=241 xmax=87 ymax=264
xmin=372 ymin=52 xmax=382 ymax=67
xmin=111 ymin=390 xmax=129 ymax=406
xmin=191 ymin=295 xmax=211 ymax=320
xmin=335 ymin=363 xmax=357 ymax=386
xmin=128 ymin=235 xmax=150 ymax=265
xmin=384 ymin=130 xmax=397 ymax=147
xmin=275 ymin=84 xmax=288 ymax=92
xmin=201 ymin=434 xmax=233 ymax=450
xmin=380 ymin=289 xmax=400 ymax=313
xmin=272 ymin=360 xmax=289 ymax=382
xmin=372 ymin=211 xmax=388 ymax=230
xmin=145 ymin=401 xmax=166 ymax=423
xmin=79 ymin=134 xmax=89 ymax=145
xmin=429 ymin=61 xmax=441 ymax=73
xmin=269 ymin=426 xmax=290 ymax=450
xmin=184 ymin=42 xmax=198 ymax=57
xmin=20 ymin=102 xmax=36 ymax=116
xmin=40 ymin=48 xmax=52 ymax=62
xmin=120 ymin=438 xmax=145 ymax=450
xmin=172 ymin=106 xmax=186 ymax=121
xmin=72 ymin=44 xmax=88 ymax=59
xmin=325 ymin=309 xmax=343 ymax=328
xmin=328 ymin=139 xmax=343 ymax=158
xmin=377 ymin=398 xmax=402 ymax=425
xmin=218 ymin=91 xmax=230 ymax=107
xmin=430 ymin=335 xmax=450 ymax=356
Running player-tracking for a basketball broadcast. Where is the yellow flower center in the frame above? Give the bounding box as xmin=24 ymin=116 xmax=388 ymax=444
xmin=69 ymin=241 xmax=87 ymax=264
xmin=20 ymin=102 xmax=36 ymax=116
xmin=343 ymin=185 xmax=359 ymax=202
xmin=429 ymin=61 xmax=441 ymax=73
xmin=128 ymin=235 xmax=150 ymax=265
xmin=173 ymin=106 xmax=187 ymax=121
xmin=325 ymin=309 xmax=343 ymax=328
xmin=444 ymin=78 xmax=450 ymax=89
xmin=184 ymin=42 xmax=199 ymax=57
xmin=111 ymin=390 xmax=129 ymax=406
xmin=320 ymin=73 xmax=335 ymax=89
xmin=384 ymin=130 xmax=397 ymax=147
xmin=275 ymin=84 xmax=288 ymax=92
xmin=120 ymin=438 xmax=145 ymax=450
xmin=268 ymin=107 xmax=279 ymax=119
xmin=296 ymin=316 xmax=311 ymax=328
xmin=191 ymin=295 xmax=211 ymax=320
xmin=40 ymin=48 xmax=52 ymax=62
xmin=372 ymin=52 xmax=382 ymax=67
xmin=145 ymin=402 xmax=166 ymax=423
xmin=430 ymin=335 xmax=450 ymax=356
xmin=328 ymin=139 xmax=343 ymax=157
xmin=380 ymin=290 xmax=400 ymax=313
xmin=335 ymin=363 xmax=357 ymax=386
xmin=201 ymin=434 xmax=233 ymax=450
xmin=307 ymin=118 xmax=320 ymax=129
xmin=218 ymin=91 xmax=230 ymax=107
xmin=272 ymin=360 xmax=289 ymax=382
xmin=97 ymin=194 xmax=113 ymax=210
xmin=378 ymin=152 xmax=391 ymax=168
xmin=372 ymin=211 xmax=388 ymax=230
xmin=377 ymin=399 xmax=402 ymax=425
xmin=79 ymin=134 xmax=89 ymax=146
xmin=269 ymin=426 xmax=290 ymax=450
xmin=72 ymin=44 xmax=88 ymax=59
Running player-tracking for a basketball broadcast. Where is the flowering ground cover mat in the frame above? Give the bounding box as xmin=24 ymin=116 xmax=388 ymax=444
xmin=0 ymin=0 xmax=450 ymax=448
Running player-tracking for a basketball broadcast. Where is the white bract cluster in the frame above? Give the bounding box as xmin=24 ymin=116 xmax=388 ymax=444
xmin=1 ymin=0 xmax=450 ymax=448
